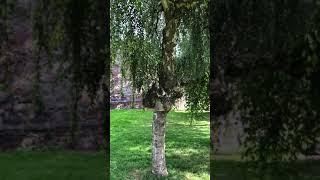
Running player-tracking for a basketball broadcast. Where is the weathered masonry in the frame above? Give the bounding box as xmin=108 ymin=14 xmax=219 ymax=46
xmin=0 ymin=0 xmax=105 ymax=150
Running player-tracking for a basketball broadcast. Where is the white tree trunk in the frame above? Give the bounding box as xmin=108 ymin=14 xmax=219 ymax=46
xmin=151 ymin=110 xmax=168 ymax=176
xmin=151 ymin=4 xmax=179 ymax=177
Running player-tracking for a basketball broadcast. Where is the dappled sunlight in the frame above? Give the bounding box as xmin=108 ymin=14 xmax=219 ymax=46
xmin=128 ymin=145 xmax=151 ymax=154
xmin=184 ymin=172 xmax=210 ymax=180
xmin=111 ymin=109 xmax=210 ymax=179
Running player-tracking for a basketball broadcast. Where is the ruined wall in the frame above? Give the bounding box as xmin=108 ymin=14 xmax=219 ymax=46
xmin=110 ymin=57 xmax=143 ymax=109
xmin=110 ymin=56 xmax=186 ymax=110
xmin=0 ymin=0 xmax=105 ymax=150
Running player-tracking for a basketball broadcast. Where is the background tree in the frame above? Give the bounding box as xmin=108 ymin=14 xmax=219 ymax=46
xmin=210 ymin=0 xmax=320 ymax=164
xmin=111 ymin=0 xmax=209 ymax=176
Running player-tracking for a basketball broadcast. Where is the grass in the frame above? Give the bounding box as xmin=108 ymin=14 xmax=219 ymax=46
xmin=0 ymin=150 xmax=106 ymax=180
xmin=110 ymin=109 xmax=210 ymax=180
xmin=1 ymin=109 xmax=318 ymax=180
xmin=212 ymin=154 xmax=320 ymax=180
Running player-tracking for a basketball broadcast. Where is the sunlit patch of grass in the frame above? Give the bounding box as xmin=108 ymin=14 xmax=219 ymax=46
xmin=111 ymin=109 xmax=210 ymax=179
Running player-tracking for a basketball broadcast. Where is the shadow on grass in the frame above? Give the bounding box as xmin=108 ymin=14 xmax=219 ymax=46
xmin=130 ymin=152 xmax=209 ymax=180
xmin=111 ymin=109 xmax=210 ymax=179
xmin=112 ymin=132 xmax=209 ymax=180
xmin=167 ymin=111 xmax=210 ymax=123
xmin=0 ymin=150 xmax=106 ymax=180
xmin=212 ymin=155 xmax=320 ymax=180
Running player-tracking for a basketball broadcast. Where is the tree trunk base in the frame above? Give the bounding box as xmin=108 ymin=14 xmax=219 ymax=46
xmin=151 ymin=111 xmax=168 ymax=176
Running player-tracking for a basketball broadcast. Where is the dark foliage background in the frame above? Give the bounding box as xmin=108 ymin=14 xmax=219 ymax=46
xmin=210 ymin=0 xmax=320 ymax=163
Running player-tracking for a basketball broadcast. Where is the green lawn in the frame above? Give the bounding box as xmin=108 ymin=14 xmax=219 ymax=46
xmin=110 ymin=109 xmax=210 ymax=180
xmin=0 ymin=151 xmax=106 ymax=180
xmin=2 ymin=109 xmax=319 ymax=180
xmin=212 ymin=154 xmax=320 ymax=180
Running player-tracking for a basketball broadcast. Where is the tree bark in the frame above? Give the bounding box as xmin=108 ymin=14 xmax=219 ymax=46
xmin=151 ymin=109 xmax=168 ymax=176
xmin=151 ymin=4 xmax=180 ymax=177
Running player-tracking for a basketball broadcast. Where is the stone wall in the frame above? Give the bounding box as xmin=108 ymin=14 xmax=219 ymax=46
xmin=110 ymin=57 xmax=143 ymax=109
xmin=110 ymin=56 xmax=186 ymax=110
xmin=0 ymin=0 xmax=105 ymax=150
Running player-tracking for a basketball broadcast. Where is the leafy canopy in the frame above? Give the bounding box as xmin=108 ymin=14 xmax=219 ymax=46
xmin=111 ymin=0 xmax=209 ymax=112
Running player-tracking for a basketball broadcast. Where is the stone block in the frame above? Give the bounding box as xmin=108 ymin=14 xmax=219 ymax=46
xmin=0 ymin=91 xmax=9 ymax=104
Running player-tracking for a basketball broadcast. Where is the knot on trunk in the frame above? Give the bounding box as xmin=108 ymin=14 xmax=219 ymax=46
xmin=142 ymin=84 xmax=158 ymax=108
xmin=142 ymin=80 xmax=183 ymax=112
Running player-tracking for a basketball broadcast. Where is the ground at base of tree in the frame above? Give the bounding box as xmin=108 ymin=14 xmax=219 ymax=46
xmin=0 ymin=150 xmax=106 ymax=180
xmin=212 ymin=154 xmax=320 ymax=180
xmin=111 ymin=109 xmax=210 ymax=180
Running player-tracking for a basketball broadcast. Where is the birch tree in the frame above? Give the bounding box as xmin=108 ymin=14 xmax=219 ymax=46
xmin=112 ymin=0 xmax=209 ymax=176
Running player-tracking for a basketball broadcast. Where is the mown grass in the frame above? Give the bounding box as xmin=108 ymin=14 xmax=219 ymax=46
xmin=110 ymin=109 xmax=210 ymax=180
xmin=212 ymin=154 xmax=320 ymax=180
xmin=0 ymin=150 xmax=106 ymax=180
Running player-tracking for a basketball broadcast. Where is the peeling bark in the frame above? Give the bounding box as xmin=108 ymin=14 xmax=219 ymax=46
xmin=151 ymin=109 xmax=168 ymax=176
xmin=159 ymin=11 xmax=179 ymax=98
xmin=151 ymin=9 xmax=180 ymax=176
